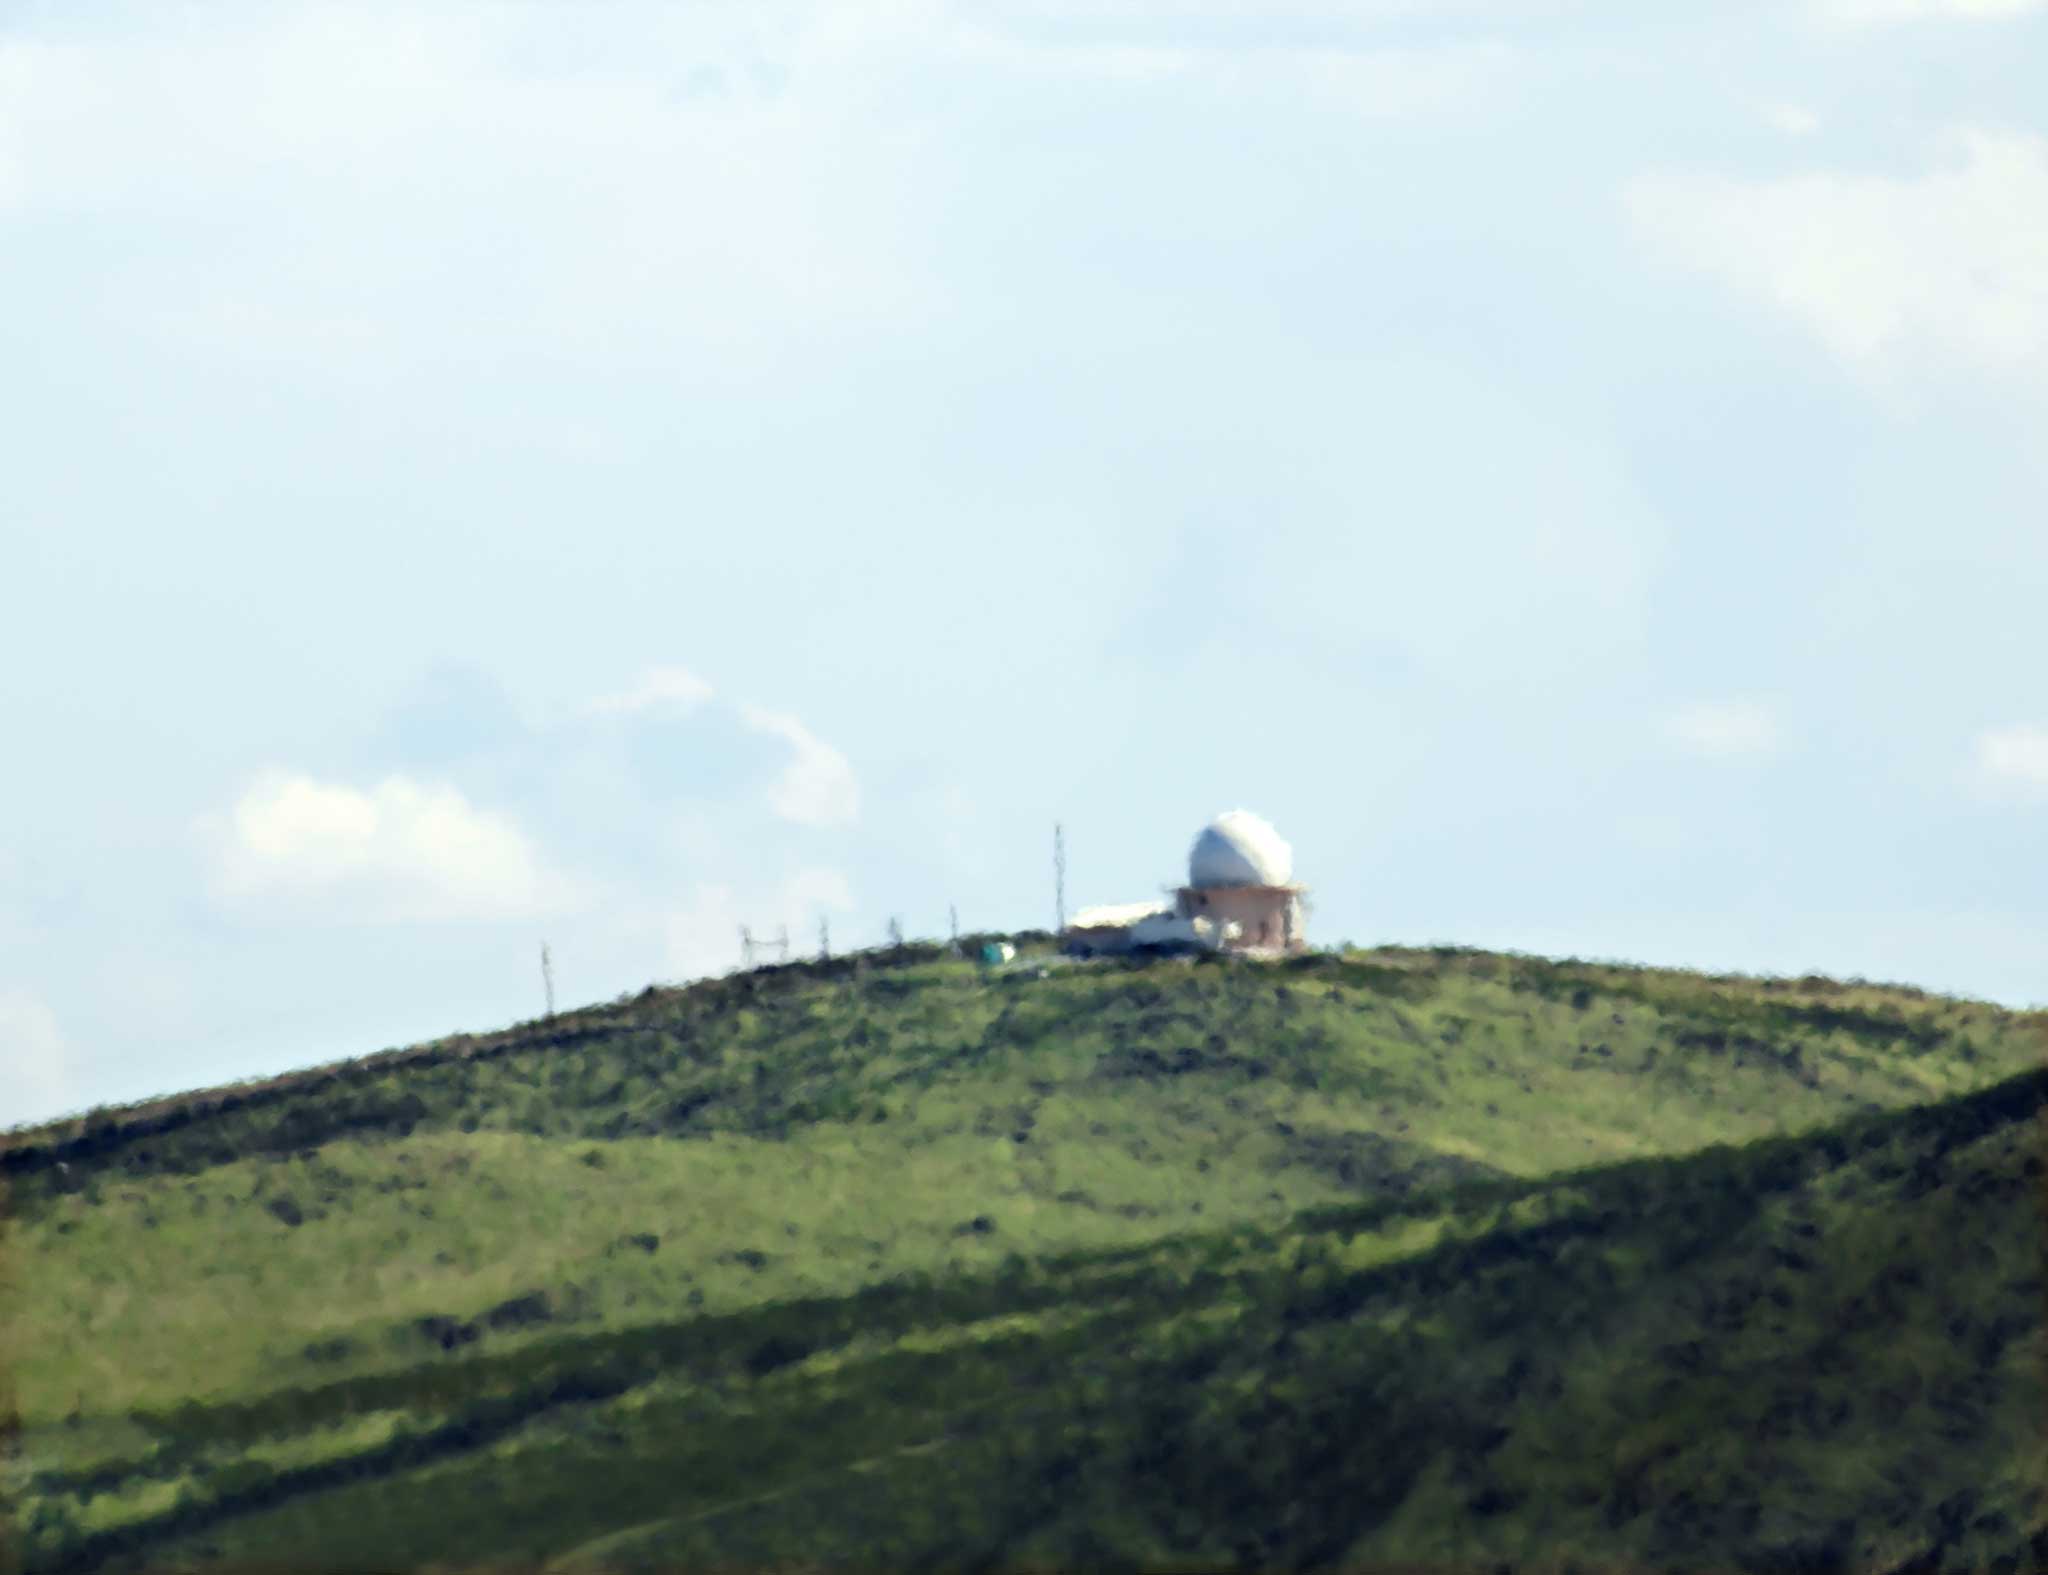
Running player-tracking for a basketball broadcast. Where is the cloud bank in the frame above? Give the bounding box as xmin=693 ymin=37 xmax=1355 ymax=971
xmin=588 ymin=666 xmax=716 ymax=718
xmin=1627 ymin=129 xmax=2048 ymax=377
xmin=737 ymin=703 xmax=861 ymax=827
xmin=212 ymin=771 xmax=571 ymax=922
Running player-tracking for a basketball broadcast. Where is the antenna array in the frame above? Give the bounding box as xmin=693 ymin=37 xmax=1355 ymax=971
xmin=738 ymin=925 xmax=792 ymax=970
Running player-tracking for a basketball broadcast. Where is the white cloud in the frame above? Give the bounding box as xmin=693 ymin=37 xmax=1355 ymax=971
xmin=211 ymin=771 xmax=574 ymax=922
xmin=1626 ymin=129 xmax=2048 ymax=377
xmin=660 ymin=866 xmax=855 ymax=978
xmin=588 ymin=666 xmax=716 ymax=718
xmin=1970 ymin=723 xmax=2048 ymax=798
xmin=0 ymin=989 xmax=70 ymax=1127
xmin=737 ymin=703 xmax=860 ymax=827
xmin=1663 ymin=700 xmax=1780 ymax=759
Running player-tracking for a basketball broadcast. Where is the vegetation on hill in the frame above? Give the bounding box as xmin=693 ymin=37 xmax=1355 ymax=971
xmin=5 ymin=942 xmax=2043 ymax=1572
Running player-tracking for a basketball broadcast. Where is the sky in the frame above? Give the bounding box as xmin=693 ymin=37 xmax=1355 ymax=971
xmin=4 ymin=0 xmax=2046 ymax=1126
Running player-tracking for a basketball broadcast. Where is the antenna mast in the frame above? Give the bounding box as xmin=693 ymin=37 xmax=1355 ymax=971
xmin=1054 ymin=822 xmax=1066 ymax=934
xmin=541 ymin=942 xmax=555 ymax=1020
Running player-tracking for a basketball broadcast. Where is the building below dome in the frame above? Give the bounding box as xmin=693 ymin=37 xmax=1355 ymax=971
xmin=1064 ymin=811 xmax=1308 ymax=958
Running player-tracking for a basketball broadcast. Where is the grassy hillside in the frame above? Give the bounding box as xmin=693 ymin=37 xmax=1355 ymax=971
xmin=6 ymin=942 xmax=2044 ymax=1571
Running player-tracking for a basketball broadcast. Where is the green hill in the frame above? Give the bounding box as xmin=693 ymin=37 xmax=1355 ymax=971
xmin=6 ymin=942 xmax=2044 ymax=1572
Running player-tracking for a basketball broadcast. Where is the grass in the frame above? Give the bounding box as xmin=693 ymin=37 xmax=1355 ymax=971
xmin=5 ymin=941 xmax=2044 ymax=1572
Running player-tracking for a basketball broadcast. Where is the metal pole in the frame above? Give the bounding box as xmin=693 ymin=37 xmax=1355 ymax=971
xmin=1054 ymin=822 xmax=1066 ymax=933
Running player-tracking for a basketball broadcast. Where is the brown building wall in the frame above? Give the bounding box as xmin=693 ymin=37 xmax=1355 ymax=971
xmin=1173 ymin=886 xmax=1306 ymax=952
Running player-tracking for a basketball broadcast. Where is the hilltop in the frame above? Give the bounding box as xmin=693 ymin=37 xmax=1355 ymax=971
xmin=6 ymin=942 xmax=2044 ymax=1572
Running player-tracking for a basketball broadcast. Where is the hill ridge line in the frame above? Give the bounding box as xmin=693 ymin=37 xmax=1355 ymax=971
xmin=8 ymin=943 xmax=2036 ymax=1177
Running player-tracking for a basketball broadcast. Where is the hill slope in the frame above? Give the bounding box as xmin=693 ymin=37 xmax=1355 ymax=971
xmin=6 ymin=942 xmax=2044 ymax=1571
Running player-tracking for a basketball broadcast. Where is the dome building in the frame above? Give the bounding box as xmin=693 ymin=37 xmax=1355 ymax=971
xmin=1172 ymin=810 xmax=1307 ymax=954
xmin=1063 ymin=810 xmax=1309 ymax=957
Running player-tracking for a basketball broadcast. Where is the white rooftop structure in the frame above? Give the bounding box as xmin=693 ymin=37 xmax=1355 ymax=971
xmin=1068 ymin=899 xmax=1172 ymax=931
xmin=1187 ymin=809 xmax=1295 ymax=889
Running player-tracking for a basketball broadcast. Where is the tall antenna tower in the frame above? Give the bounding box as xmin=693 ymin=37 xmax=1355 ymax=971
xmin=949 ymin=904 xmax=959 ymax=949
xmin=776 ymin=924 xmax=790 ymax=965
xmin=887 ymin=915 xmax=904 ymax=948
xmin=1054 ymin=822 xmax=1066 ymax=934
xmin=739 ymin=925 xmax=755 ymax=969
xmin=541 ymin=942 xmax=555 ymax=1020
xmin=819 ymin=916 xmax=831 ymax=960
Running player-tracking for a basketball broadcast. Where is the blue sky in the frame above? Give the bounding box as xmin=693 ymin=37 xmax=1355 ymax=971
xmin=4 ymin=0 xmax=2046 ymax=1125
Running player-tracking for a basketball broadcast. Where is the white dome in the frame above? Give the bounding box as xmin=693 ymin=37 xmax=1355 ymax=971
xmin=1188 ymin=809 xmax=1294 ymax=888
